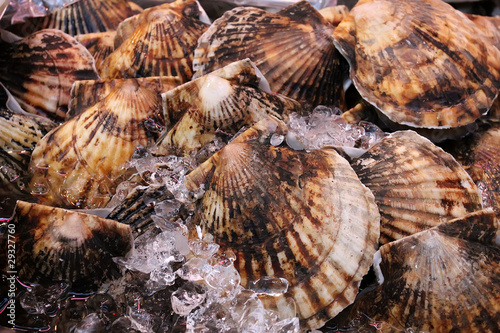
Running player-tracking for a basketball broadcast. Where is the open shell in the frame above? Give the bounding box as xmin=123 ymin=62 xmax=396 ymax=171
xmin=0 ymin=29 xmax=99 ymax=120
xmin=75 ymin=31 xmax=117 ymax=76
xmin=185 ymin=117 xmax=380 ymax=329
xmin=4 ymin=200 xmax=133 ymax=291
xmin=351 ymin=130 xmax=482 ymax=244
xmin=8 ymin=0 xmax=141 ymax=37
xmin=333 ymin=0 xmax=500 ymax=128
xmin=351 ymin=209 xmax=500 ymax=332
xmin=99 ymin=0 xmax=208 ymax=81
xmin=28 ymin=79 xmax=163 ymax=209
xmin=192 ymin=1 xmax=345 ymax=109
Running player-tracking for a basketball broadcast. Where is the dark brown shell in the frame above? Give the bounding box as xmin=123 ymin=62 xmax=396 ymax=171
xmin=351 ymin=209 xmax=500 ymax=332
xmin=29 ymin=79 xmax=163 ymax=209
xmin=0 ymin=29 xmax=99 ymax=120
xmin=75 ymin=31 xmax=116 ymax=76
xmin=351 ymin=130 xmax=482 ymax=244
xmin=185 ymin=117 xmax=380 ymax=329
xmin=99 ymin=0 xmax=208 ymax=81
xmin=334 ymin=0 xmax=500 ymax=128
xmin=8 ymin=0 xmax=141 ymax=37
xmin=5 ymin=200 xmax=132 ymax=291
xmin=192 ymin=1 xmax=345 ymax=109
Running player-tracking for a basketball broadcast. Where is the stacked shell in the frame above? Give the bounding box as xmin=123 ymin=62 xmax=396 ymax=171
xmin=185 ymin=117 xmax=380 ymax=329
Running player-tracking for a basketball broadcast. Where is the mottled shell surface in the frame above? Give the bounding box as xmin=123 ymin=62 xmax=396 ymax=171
xmin=8 ymin=0 xmax=141 ymax=37
xmin=0 ymin=29 xmax=99 ymax=120
xmin=192 ymin=1 xmax=345 ymax=108
xmin=352 ymin=130 xmax=482 ymax=244
xmin=29 ymin=80 xmax=163 ymax=209
xmin=185 ymin=117 xmax=380 ymax=329
xmin=75 ymin=31 xmax=116 ymax=76
xmin=68 ymin=76 xmax=181 ymax=119
xmin=352 ymin=209 xmax=500 ymax=332
xmin=7 ymin=200 xmax=133 ymax=291
xmin=334 ymin=0 xmax=500 ymax=128
xmin=99 ymin=0 xmax=208 ymax=81
xmin=467 ymin=14 xmax=500 ymax=51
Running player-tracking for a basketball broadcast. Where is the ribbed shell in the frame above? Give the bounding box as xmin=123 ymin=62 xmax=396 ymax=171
xmin=99 ymin=0 xmax=208 ymax=81
xmin=8 ymin=0 xmax=141 ymax=37
xmin=351 ymin=130 xmax=482 ymax=244
xmin=185 ymin=117 xmax=380 ymax=329
xmin=466 ymin=14 xmax=500 ymax=51
xmin=352 ymin=209 xmax=500 ymax=332
xmin=68 ymin=76 xmax=181 ymax=119
xmin=192 ymin=1 xmax=345 ymax=108
xmin=0 ymin=29 xmax=99 ymax=120
xmin=8 ymin=200 xmax=133 ymax=291
xmin=28 ymin=79 xmax=163 ymax=209
xmin=75 ymin=31 xmax=116 ymax=76
xmin=333 ymin=0 xmax=500 ymax=128
xmin=160 ymin=72 xmax=302 ymax=153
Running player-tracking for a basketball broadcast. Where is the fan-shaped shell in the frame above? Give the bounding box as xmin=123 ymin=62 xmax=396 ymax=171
xmin=351 ymin=130 xmax=482 ymax=244
xmin=99 ymin=0 xmax=208 ymax=81
xmin=192 ymin=1 xmax=345 ymax=108
xmin=0 ymin=29 xmax=99 ymax=120
xmin=333 ymin=0 xmax=500 ymax=128
xmin=8 ymin=0 xmax=141 ymax=37
xmin=75 ymin=31 xmax=116 ymax=76
xmin=351 ymin=209 xmax=500 ymax=332
xmin=68 ymin=76 xmax=181 ymax=119
xmin=3 ymin=200 xmax=133 ymax=291
xmin=28 ymin=79 xmax=163 ymax=209
xmin=185 ymin=117 xmax=380 ymax=329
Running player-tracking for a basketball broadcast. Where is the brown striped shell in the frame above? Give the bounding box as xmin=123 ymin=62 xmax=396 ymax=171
xmin=99 ymin=0 xmax=208 ymax=81
xmin=0 ymin=29 xmax=99 ymax=120
xmin=333 ymin=0 xmax=500 ymax=129
xmin=466 ymin=14 xmax=500 ymax=51
xmin=192 ymin=1 xmax=345 ymax=109
xmin=75 ymin=31 xmax=116 ymax=76
xmin=351 ymin=130 xmax=482 ymax=244
xmin=28 ymin=79 xmax=163 ymax=209
xmin=2 ymin=200 xmax=132 ymax=291
xmin=185 ymin=117 xmax=380 ymax=329
xmin=350 ymin=209 xmax=500 ymax=332
xmin=68 ymin=76 xmax=181 ymax=119
xmin=8 ymin=0 xmax=141 ymax=37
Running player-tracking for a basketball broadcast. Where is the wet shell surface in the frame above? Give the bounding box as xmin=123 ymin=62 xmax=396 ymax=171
xmin=8 ymin=0 xmax=141 ymax=37
xmin=185 ymin=117 xmax=380 ymax=329
xmin=333 ymin=0 xmax=500 ymax=128
xmin=99 ymin=0 xmax=208 ymax=81
xmin=75 ymin=31 xmax=116 ymax=76
xmin=0 ymin=29 xmax=99 ymax=120
xmin=351 ymin=209 xmax=500 ymax=332
xmin=466 ymin=14 xmax=500 ymax=51
xmin=192 ymin=1 xmax=345 ymax=108
xmin=67 ymin=76 xmax=181 ymax=119
xmin=4 ymin=200 xmax=133 ymax=291
xmin=351 ymin=130 xmax=482 ymax=244
xmin=29 ymin=79 xmax=164 ymax=209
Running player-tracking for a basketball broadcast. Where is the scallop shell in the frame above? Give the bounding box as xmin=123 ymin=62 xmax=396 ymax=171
xmin=466 ymin=14 xmax=500 ymax=51
xmin=185 ymin=117 xmax=380 ymax=329
xmin=0 ymin=29 xmax=99 ymax=120
xmin=8 ymin=0 xmax=141 ymax=37
xmin=333 ymin=0 xmax=500 ymax=128
xmin=6 ymin=200 xmax=133 ymax=291
xmin=99 ymin=0 xmax=208 ymax=81
xmin=318 ymin=5 xmax=349 ymax=27
xmin=75 ymin=31 xmax=116 ymax=76
xmin=192 ymin=1 xmax=345 ymax=109
xmin=351 ymin=209 xmax=500 ymax=332
xmin=351 ymin=130 xmax=482 ymax=244
xmin=67 ymin=76 xmax=181 ymax=119
xmin=28 ymin=79 xmax=163 ymax=209
xmin=0 ymin=150 xmax=33 ymax=208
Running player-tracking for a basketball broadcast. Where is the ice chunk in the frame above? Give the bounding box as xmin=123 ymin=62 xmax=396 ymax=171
xmin=205 ymin=265 xmax=241 ymax=301
xmin=186 ymin=301 xmax=237 ymax=332
xmin=270 ymin=317 xmax=300 ymax=333
xmin=189 ymin=238 xmax=220 ymax=258
xmin=73 ymin=313 xmax=106 ymax=333
xmin=171 ymin=282 xmax=207 ymax=316
xmin=248 ymin=277 xmax=289 ymax=296
xmin=177 ymin=257 xmax=212 ymax=281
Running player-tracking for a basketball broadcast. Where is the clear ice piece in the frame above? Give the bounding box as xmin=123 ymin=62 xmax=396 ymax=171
xmin=270 ymin=317 xmax=300 ymax=333
xmin=248 ymin=277 xmax=289 ymax=296
xmin=171 ymin=283 xmax=207 ymax=316
xmin=189 ymin=238 xmax=220 ymax=258
xmin=177 ymin=257 xmax=211 ymax=281
xmin=205 ymin=265 xmax=241 ymax=301
xmin=73 ymin=313 xmax=106 ymax=333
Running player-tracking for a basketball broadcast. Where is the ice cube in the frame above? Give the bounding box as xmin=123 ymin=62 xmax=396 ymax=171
xmin=176 ymin=257 xmax=212 ymax=281
xmin=248 ymin=277 xmax=289 ymax=296
xmin=73 ymin=313 xmax=106 ymax=333
xmin=171 ymin=282 xmax=207 ymax=316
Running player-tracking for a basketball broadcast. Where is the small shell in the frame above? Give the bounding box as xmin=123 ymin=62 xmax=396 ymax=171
xmin=68 ymin=76 xmax=181 ymax=119
xmin=351 ymin=209 xmax=500 ymax=332
xmin=29 ymin=79 xmax=164 ymax=209
xmin=4 ymin=200 xmax=133 ymax=291
xmin=99 ymin=0 xmax=208 ymax=81
xmin=351 ymin=130 xmax=482 ymax=244
xmin=0 ymin=29 xmax=99 ymax=120
xmin=8 ymin=0 xmax=141 ymax=37
xmin=75 ymin=31 xmax=116 ymax=76
xmin=333 ymin=0 xmax=500 ymax=128
xmin=193 ymin=1 xmax=345 ymax=108
xmin=185 ymin=117 xmax=380 ymax=329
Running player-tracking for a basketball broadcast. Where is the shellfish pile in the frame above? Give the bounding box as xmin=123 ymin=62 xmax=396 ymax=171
xmin=0 ymin=0 xmax=499 ymax=332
